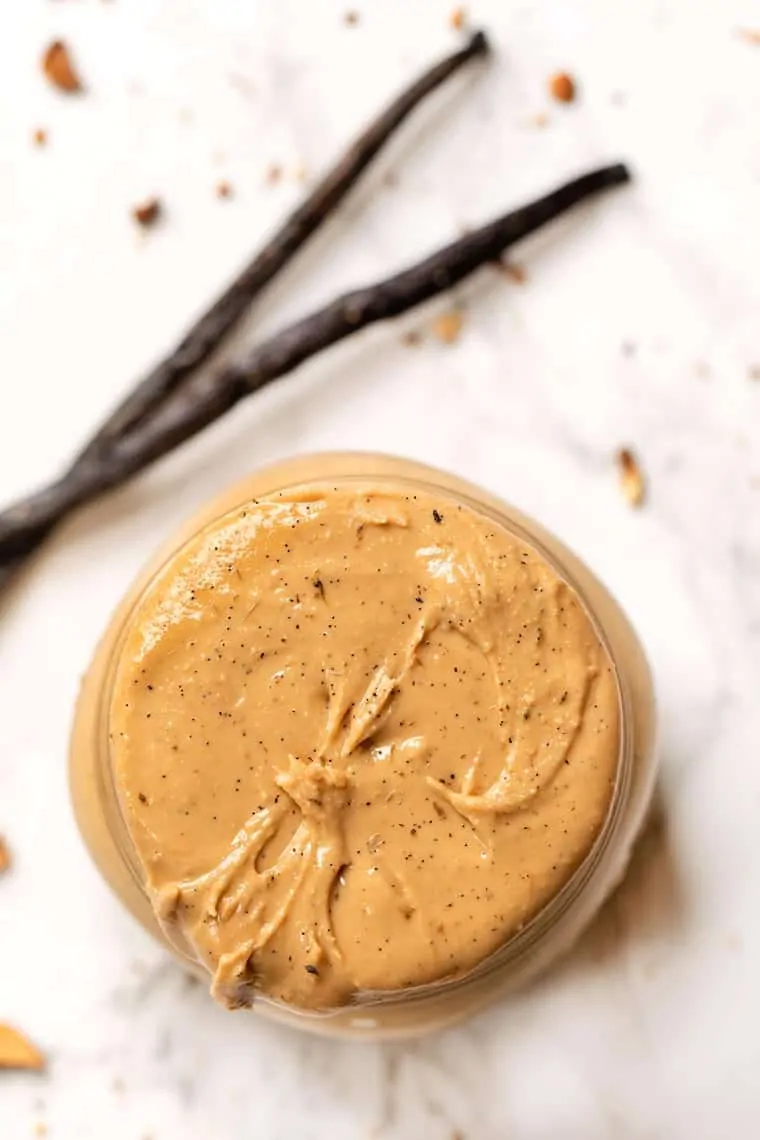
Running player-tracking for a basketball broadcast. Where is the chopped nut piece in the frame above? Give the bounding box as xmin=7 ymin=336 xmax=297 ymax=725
xmin=548 ymin=71 xmax=577 ymax=104
xmin=344 ymin=10 xmax=359 ymax=25
xmin=42 ymin=40 xmax=83 ymax=94
xmin=616 ymin=448 xmax=646 ymax=508
xmin=737 ymin=28 xmax=760 ymax=44
xmin=32 ymin=128 xmax=48 ymax=148
xmin=499 ymin=261 xmax=527 ymax=284
xmin=0 ymin=1025 xmax=45 ymax=1071
xmin=749 ymin=365 xmax=760 ymax=381
xmin=228 ymin=72 xmax=256 ymax=99
xmin=401 ymin=330 xmax=422 ymax=347
xmin=132 ymin=198 xmax=162 ymax=227
xmin=265 ymin=164 xmax=282 ymax=185
xmin=216 ymin=180 xmax=233 ymax=199
xmin=450 ymin=7 xmax=466 ymax=29
xmin=433 ymin=310 xmax=463 ymax=345
xmin=0 ymin=836 xmax=10 ymax=874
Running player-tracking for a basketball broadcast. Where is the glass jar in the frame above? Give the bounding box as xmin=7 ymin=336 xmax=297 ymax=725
xmin=69 ymin=453 xmax=656 ymax=1038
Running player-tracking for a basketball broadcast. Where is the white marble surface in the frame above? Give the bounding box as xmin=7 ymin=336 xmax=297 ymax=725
xmin=1 ymin=1 xmax=759 ymax=1137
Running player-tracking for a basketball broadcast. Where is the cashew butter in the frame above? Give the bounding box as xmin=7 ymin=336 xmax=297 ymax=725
xmin=70 ymin=454 xmax=656 ymax=1036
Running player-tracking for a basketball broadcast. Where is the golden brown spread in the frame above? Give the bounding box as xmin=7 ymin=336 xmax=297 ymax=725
xmin=109 ymin=482 xmax=619 ymax=1012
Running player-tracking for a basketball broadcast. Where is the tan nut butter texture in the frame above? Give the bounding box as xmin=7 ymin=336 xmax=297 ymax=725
xmin=109 ymin=483 xmax=619 ymax=1012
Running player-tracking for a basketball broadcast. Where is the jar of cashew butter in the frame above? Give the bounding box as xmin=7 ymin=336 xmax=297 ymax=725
xmin=69 ymin=453 xmax=657 ymax=1039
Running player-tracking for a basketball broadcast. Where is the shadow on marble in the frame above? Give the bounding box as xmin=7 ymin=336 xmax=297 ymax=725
xmin=558 ymin=783 xmax=683 ymax=974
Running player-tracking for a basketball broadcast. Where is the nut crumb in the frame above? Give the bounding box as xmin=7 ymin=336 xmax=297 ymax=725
xmin=401 ymin=330 xmax=422 ymax=347
xmin=216 ymin=180 xmax=233 ymax=199
xmin=0 ymin=1025 xmax=45 ymax=1071
xmin=228 ymin=73 xmax=256 ymax=99
xmin=132 ymin=198 xmax=162 ymax=228
xmin=737 ymin=28 xmax=760 ymax=44
xmin=449 ymin=7 xmax=466 ymax=29
xmin=32 ymin=128 xmax=48 ymax=148
xmin=528 ymin=112 xmax=549 ymax=129
xmin=499 ymin=261 xmax=527 ymax=285
xmin=0 ymin=836 xmax=11 ymax=874
xmin=616 ymin=448 xmax=646 ymax=508
xmin=344 ymin=10 xmax=359 ymax=25
xmin=433 ymin=311 xmax=464 ymax=345
xmin=265 ymin=164 xmax=282 ymax=185
xmin=42 ymin=40 xmax=83 ymax=94
xmin=34 ymin=1123 xmax=48 ymax=1138
xmin=293 ymin=163 xmax=308 ymax=184
xmin=548 ymin=71 xmax=577 ymax=103
xmin=748 ymin=365 xmax=760 ymax=381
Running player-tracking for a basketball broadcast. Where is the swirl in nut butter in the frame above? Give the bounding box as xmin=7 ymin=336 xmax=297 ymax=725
xmin=109 ymin=485 xmax=619 ymax=1011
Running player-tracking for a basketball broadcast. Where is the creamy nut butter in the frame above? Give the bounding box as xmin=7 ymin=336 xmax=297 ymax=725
xmin=70 ymin=454 xmax=656 ymax=1037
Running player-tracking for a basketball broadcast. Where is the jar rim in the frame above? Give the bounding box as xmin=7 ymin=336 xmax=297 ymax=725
xmin=96 ymin=462 xmax=634 ymax=1016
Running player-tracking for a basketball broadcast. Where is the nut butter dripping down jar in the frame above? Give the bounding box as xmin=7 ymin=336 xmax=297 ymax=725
xmin=69 ymin=453 xmax=657 ymax=1039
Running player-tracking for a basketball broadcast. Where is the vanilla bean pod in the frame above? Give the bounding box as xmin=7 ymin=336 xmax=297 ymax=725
xmin=76 ymin=30 xmax=490 ymax=462
xmin=0 ymin=163 xmax=630 ymax=568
